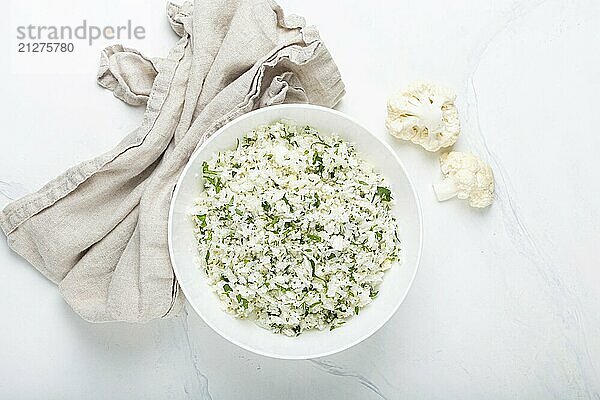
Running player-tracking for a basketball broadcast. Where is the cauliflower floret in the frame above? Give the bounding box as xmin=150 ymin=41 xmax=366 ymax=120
xmin=433 ymin=151 xmax=494 ymax=208
xmin=386 ymin=82 xmax=460 ymax=152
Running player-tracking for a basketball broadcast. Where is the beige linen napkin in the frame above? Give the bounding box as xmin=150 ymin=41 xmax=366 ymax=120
xmin=0 ymin=0 xmax=344 ymax=322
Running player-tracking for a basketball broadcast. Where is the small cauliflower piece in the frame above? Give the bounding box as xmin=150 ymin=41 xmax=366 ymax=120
xmin=386 ymin=82 xmax=460 ymax=152
xmin=433 ymin=151 xmax=494 ymax=208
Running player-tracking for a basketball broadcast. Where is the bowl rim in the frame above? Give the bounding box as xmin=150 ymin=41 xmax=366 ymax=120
xmin=168 ymin=103 xmax=423 ymax=359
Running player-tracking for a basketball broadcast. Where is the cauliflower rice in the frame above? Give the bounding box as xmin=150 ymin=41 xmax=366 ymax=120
xmin=192 ymin=121 xmax=401 ymax=336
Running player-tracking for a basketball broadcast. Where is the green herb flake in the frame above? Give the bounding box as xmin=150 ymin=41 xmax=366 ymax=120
xmin=330 ymin=321 xmax=346 ymax=331
xmin=202 ymin=161 xmax=218 ymax=177
xmin=236 ymin=294 xmax=249 ymax=309
xmin=307 ymin=233 xmax=322 ymax=242
xmin=311 ymin=141 xmax=331 ymax=149
xmin=282 ymin=195 xmax=294 ymax=212
xmin=205 ymin=175 xmax=223 ymax=193
xmin=312 ymin=152 xmax=324 ymax=174
xmin=267 ymin=215 xmax=280 ymax=228
xmin=195 ymin=214 xmax=207 ymax=228
xmin=376 ymin=186 xmax=392 ymax=202
xmin=261 ymin=201 xmax=271 ymax=212
xmin=308 ymin=301 xmax=322 ymax=310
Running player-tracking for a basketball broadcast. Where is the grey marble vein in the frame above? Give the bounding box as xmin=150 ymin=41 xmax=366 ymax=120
xmin=180 ymin=307 xmax=213 ymax=400
xmin=308 ymin=359 xmax=387 ymax=399
xmin=0 ymin=180 xmax=27 ymax=200
xmin=461 ymin=1 xmax=597 ymax=394
xmin=468 ymin=76 xmax=597 ymax=398
xmin=464 ymin=0 xmax=549 ymax=75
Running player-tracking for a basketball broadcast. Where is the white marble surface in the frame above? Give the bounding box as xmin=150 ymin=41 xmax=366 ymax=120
xmin=1 ymin=0 xmax=599 ymax=398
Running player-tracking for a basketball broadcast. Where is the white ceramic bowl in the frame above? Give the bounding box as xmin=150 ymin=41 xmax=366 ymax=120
xmin=168 ymin=104 xmax=422 ymax=359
